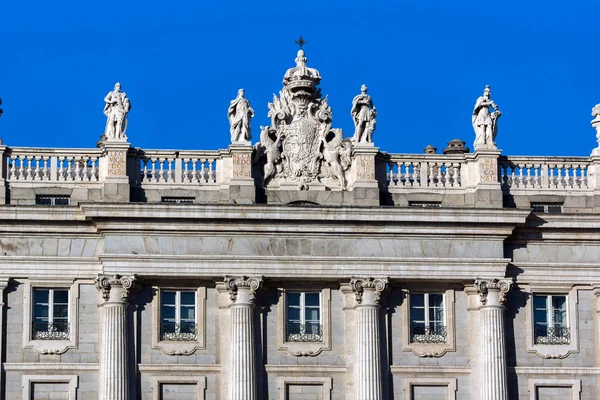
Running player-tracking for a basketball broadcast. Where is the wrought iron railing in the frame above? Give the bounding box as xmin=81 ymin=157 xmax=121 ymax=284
xmin=32 ymin=321 xmax=70 ymax=340
xmin=160 ymin=322 xmax=197 ymax=341
xmin=410 ymin=325 xmax=447 ymax=343
xmin=534 ymin=326 xmax=570 ymax=345
xmin=286 ymin=323 xmax=323 ymax=342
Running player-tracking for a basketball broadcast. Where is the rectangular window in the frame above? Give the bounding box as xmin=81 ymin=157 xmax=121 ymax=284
xmin=160 ymin=290 xmax=197 ymax=341
xmin=35 ymin=195 xmax=70 ymax=206
xmin=408 ymin=201 xmax=442 ymax=208
xmin=409 ymin=293 xmax=446 ymax=343
xmin=161 ymin=197 xmax=195 ymax=204
xmin=533 ymin=294 xmax=569 ymax=344
xmin=286 ymin=292 xmax=322 ymax=342
xmin=531 ymin=202 xmax=563 ymax=214
xmin=32 ymin=289 xmax=69 ymax=340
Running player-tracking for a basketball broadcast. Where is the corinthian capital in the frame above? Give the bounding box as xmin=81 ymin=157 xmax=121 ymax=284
xmin=350 ymin=277 xmax=388 ymax=305
xmin=225 ymin=276 xmax=263 ymax=304
xmin=474 ymin=277 xmax=513 ymax=306
xmin=95 ymin=274 xmax=137 ymax=302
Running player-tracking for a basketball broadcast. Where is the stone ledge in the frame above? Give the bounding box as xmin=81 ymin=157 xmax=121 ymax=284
xmin=4 ymin=363 xmax=99 ymax=371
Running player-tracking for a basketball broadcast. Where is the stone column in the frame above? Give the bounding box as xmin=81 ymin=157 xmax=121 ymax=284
xmin=95 ymin=274 xmax=137 ymax=400
xmin=350 ymin=277 xmax=388 ymax=400
xmin=475 ymin=278 xmax=513 ymax=400
xmin=226 ymin=276 xmax=263 ymax=400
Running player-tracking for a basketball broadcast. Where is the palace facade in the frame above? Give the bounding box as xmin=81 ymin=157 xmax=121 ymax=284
xmin=1 ymin=49 xmax=600 ymax=400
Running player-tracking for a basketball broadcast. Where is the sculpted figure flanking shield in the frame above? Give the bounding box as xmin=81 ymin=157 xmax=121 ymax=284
xmin=228 ymin=89 xmax=254 ymax=143
xmin=472 ymin=85 xmax=501 ymax=149
xmin=103 ymin=82 xmax=131 ymax=141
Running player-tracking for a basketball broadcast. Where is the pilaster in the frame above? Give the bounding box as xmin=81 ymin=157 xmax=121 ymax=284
xmin=95 ymin=274 xmax=137 ymax=400
xmin=474 ymin=277 xmax=513 ymax=400
xmin=350 ymin=277 xmax=388 ymax=400
xmin=225 ymin=276 xmax=263 ymax=400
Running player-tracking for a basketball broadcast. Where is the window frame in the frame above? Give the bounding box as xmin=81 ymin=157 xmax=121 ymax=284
xmin=525 ymin=286 xmax=579 ymax=359
xmin=23 ymin=280 xmax=79 ymax=355
xmin=285 ymin=291 xmax=322 ymax=342
xmin=152 ymin=286 xmax=206 ymax=356
xmin=401 ymin=288 xmax=455 ymax=357
xmin=35 ymin=195 xmax=71 ymax=206
xmin=532 ymin=294 xmax=569 ymax=345
xmin=32 ymin=288 xmax=70 ymax=340
xmin=277 ymin=287 xmax=331 ymax=357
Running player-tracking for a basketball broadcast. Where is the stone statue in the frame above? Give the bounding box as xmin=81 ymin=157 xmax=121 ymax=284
xmin=472 ymin=85 xmax=501 ymax=149
xmin=254 ymin=126 xmax=284 ymax=186
xmin=590 ymin=104 xmax=600 ymax=155
xmin=351 ymin=84 xmax=377 ymax=144
xmin=228 ymin=89 xmax=254 ymax=143
xmin=321 ymin=129 xmax=352 ymax=190
xmin=103 ymin=83 xmax=131 ymax=140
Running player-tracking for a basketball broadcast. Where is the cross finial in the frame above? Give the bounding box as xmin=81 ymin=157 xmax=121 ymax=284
xmin=295 ymin=36 xmax=307 ymax=49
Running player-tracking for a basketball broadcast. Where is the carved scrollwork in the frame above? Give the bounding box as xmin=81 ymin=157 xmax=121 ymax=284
xmin=350 ymin=277 xmax=388 ymax=304
xmin=94 ymin=274 xmax=137 ymax=302
xmin=474 ymin=278 xmax=513 ymax=306
xmin=225 ymin=276 xmax=263 ymax=303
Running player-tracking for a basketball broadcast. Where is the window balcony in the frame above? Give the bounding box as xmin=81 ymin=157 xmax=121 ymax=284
xmin=286 ymin=323 xmax=323 ymax=342
xmin=534 ymin=326 xmax=570 ymax=345
xmin=160 ymin=322 xmax=198 ymax=342
xmin=32 ymin=321 xmax=70 ymax=340
xmin=410 ymin=325 xmax=447 ymax=344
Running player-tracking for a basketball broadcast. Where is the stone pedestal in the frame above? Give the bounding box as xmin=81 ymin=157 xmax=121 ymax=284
xmin=226 ymin=143 xmax=255 ymax=204
xmin=465 ymin=149 xmax=503 ymax=208
xmin=348 ymin=144 xmax=380 ymax=206
xmin=226 ymin=276 xmax=262 ymax=400
xmin=98 ymin=140 xmax=131 ymax=202
xmin=95 ymin=274 xmax=137 ymax=400
xmin=475 ymin=278 xmax=513 ymax=400
xmin=351 ymin=278 xmax=388 ymax=400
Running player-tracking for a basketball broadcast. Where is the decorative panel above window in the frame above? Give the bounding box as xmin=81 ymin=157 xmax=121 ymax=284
xmin=402 ymin=289 xmax=455 ymax=358
xmin=152 ymin=286 xmax=206 ymax=356
xmin=525 ymin=286 xmax=579 ymax=359
xmin=277 ymin=288 xmax=331 ymax=357
xmin=23 ymin=280 xmax=79 ymax=355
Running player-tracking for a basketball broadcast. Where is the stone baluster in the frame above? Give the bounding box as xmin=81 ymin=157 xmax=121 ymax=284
xmin=95 ymin=274 xmax=137 ymax=400
xmin=226 ymin=276 xmax=263 ymax=400
xmin=475 ymin=278 xmax=513 ymax=400
xmin=350 ymin=277 xmax=388 ymax=400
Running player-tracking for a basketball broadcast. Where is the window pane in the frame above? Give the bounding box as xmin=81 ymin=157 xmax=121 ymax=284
xmin=180 ymin=306 xmax=195 ymax=321
xmin=410 ymin=307 xmax=425 ymax=324
xmin=287 ymin=306 xmax=300 ymax=322
xmin=533 ymin=295 xmax=547 ymax=310
xmin=429 ymin=294 xmax=443 ymax=308
xmin=305 ymin=322 xmax=321 ymax=334
xmin=53 ymin=290 xmax=69 ymax=304
xmin=162 ymin=291 xmax=176 ymax=305
xmin=410 ymin=293 xmax=424 ymax=308
xmin=304 ymin=293 xmax=320 ymax=307
xmin=161 ymin=305 xmax=176 ymax=320
xmin=534 ymin=309 xmax=547 ymax=326
xmin=286 ymin=293 xmax=300 ymax=307
xmin=34 ymin=305 xmax=49 ymax=320
xmin=33 ymin=289 xmax=49 ymax=304
xmin=53 ymin=304 xmax=68 ymax=318
xmin=305 ymin=307 xmax=320 ymax=322
xmin=552 ymin=296 xmax=566 ymax=311
xmin=429 ymin=306 xmax=444 ymax=323
xmin=180 ymin=292 xmax=195 ymax=305
xmin=287 ymin=321 xmax=300 ymax=334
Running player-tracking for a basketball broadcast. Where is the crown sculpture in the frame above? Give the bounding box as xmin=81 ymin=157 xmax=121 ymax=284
xmin=237 ymin=45 xmax=377 ymax=191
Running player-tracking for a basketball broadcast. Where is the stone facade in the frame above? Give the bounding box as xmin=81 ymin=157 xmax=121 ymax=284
xmin=1 ymin=49 xmax=600 ymax=400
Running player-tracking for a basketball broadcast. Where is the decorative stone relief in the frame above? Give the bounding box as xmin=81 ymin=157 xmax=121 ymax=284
xmin=472 ymin=85 xmax=501 ymax=150
xmin=225 ymin=275 xmax=263 ymax=303
xmin=95 ymin=274 xmax=137 ymax=302
xmin=474 ymin=277 xmax=512 ymax=305
xmin=232 ymin=152 xmax=252 ymax=179
xmin=591 ymin=104 xmax=600 ymax=156
xmin=228 ymin=89 xmax=254 ymax=143
xmin=351 ymin=84 xmax=377 ymax=144
xmin=350 ymin=277 xmax=388 ymax=304
xmin=253 ymin=46 xmax=354 ymax=191
xmin=479 ymin=157 xmax=498 ymax=183
xmin=103 ymin=82 xmax=131 ymax=141
xmin=107 ymin=150 xmax=127 ymax=176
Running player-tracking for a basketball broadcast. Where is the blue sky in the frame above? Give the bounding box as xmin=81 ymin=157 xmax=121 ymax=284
xmin=0 ymin=1 xmax=597 ymax=156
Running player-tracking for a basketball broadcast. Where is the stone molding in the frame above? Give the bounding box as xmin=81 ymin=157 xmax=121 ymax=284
xmin=22 ymin=374 xmax=78 ymax=400
xmin=94 ymin=274 xmax=137 ymax=302
xmin=225 ymin=275 xmax=263 ymax=303
xmin=475 ymin=277 xmax=513 ymax=306
xmin=401 ymin=288 xmax=456 ymax=358
xmin=22 ymin=279 xmax=80 ymax=355
xmin=350 ymin=277 xmax=388 ymax=305
xmin=275 ymin=376 xmax=332 ymax=400
xmin=402 ymin=377 xmax=457 ymax=400
xmin=151 ymin=286 xmax=206 ymax=356
xmin=527 ymin=378 xmax=581 ymax=400
xmin=151 ymin=375 xmax=207 ymax=400
xmin=524 ymin=285 xmax=580 ymax=359
xmin=276 ymin=288 xmax=331 ymax=357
